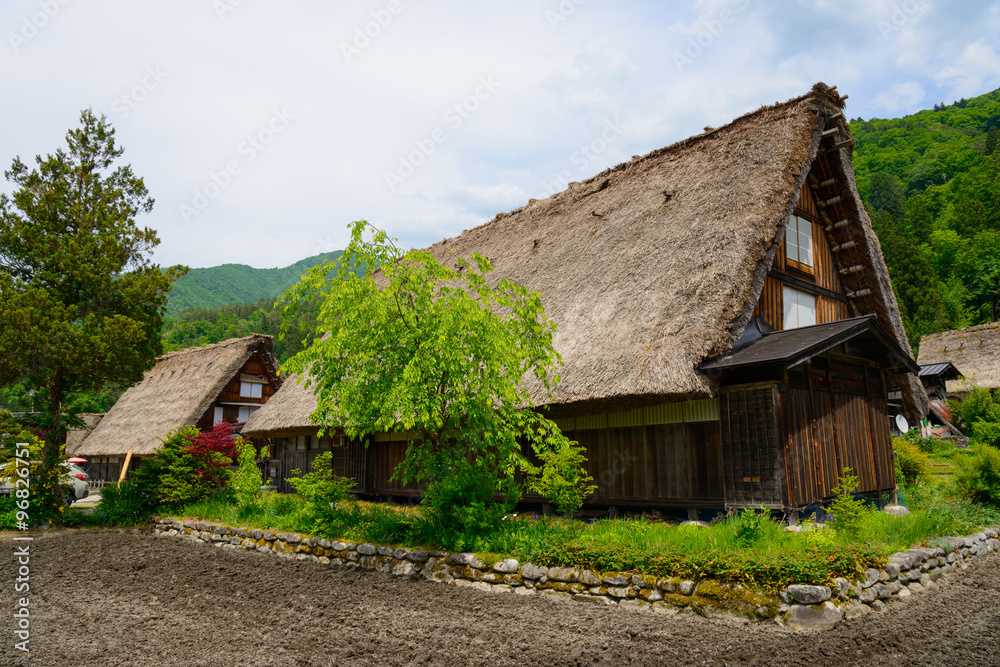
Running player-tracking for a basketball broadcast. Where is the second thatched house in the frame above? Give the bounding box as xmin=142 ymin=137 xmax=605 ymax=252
xmin=918 ymin=322 xmax=1000 ymax=396
xmin=245 ymin=83 xmax=926 ymax=515
xmin=76 ymin=335 xmax=281 ymax=481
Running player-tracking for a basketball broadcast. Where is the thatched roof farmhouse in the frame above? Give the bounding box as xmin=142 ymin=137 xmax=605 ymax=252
xmin=77 ymin=335 xmax=280 ymax=480
xmin=918 ymin=322 xmax=1000 ymax=395
xmin=246 ymin=83 xmax=923 ymax=514
xmin=64 ymin=412 xmax=104 ymax=457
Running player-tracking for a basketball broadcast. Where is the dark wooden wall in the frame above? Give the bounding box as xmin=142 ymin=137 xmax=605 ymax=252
xmin=272 ymin=434 xmax=350 ymax=494
xmin=719 ymin=384 xmax=785 ymax=508
xmin=367 ymin=440 xmax=423 ymax=496
xmin=197 ymin=351 xmax=279 ymax=429
xmin=753 ymin=184 xmax=851 ymax=330
xmin=783 ymin=357 xmax=894 ymax=506
xmin=558 ymin=423 xmax=723 ymax=507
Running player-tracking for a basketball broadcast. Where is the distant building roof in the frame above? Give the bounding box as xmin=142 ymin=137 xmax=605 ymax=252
xmin=918 ymin=322 xmax=1000 ymax=393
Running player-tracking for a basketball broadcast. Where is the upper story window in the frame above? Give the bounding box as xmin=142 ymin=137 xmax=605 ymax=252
xmin=783 ymin=286 xmax=816 ymax=329
xmin=785 ymin=215 xmax=814 ymax=272
xmin=240 ymin=380 xmax=264 ymax=399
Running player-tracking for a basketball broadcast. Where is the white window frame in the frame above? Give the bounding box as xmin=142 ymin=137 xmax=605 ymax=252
xmin=783 ymin=286 xmax=816 ymax=329
xmin=213 ymin=406 xmax=224 ymax=424
xmin=237 ymin=405 xmax=258 ymax=423
xmin=785 ymin=215 xmax=814 ymax=272
xmin=239 ymin=381 xmax=264 ymax=399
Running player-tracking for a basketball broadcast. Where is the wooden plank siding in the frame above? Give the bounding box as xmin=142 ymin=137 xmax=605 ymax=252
xmin=367 ymin=440 xmax=423 ymax=496
xmin=273 ymin=435 xmax=351 ymax=494
xmin=718 ymin=384 xmax=784 ymax=508
xmin=753 ymin=184 xmax=850 ymax=330
xmin=197 ymin=351 xmax=279 ymax=430
xmin=560 ymin=423 xmax=724 ymax=507
xmin=782 ymin=357 xmax=894 ymax=507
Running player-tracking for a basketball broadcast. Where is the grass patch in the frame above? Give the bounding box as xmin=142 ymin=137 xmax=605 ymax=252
xmin=168 ymin=483 xmax=1000 ymax=590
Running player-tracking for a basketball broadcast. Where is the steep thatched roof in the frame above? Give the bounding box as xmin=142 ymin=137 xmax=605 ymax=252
xmin=918 ymin=322 xmax=1000 ymax=394
xmin=242 ymin=373 xmax=317 ymax=437
xmin=76 ymin=335 xmax=277 ymax=456
xmin=64 ymin=413 xmax=104 ymax=456
xmin=242 ymin=82 xmax=925 ymax=433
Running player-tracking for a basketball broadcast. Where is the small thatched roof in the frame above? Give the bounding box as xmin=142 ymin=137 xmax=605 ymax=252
xmin=242 ymin=373 xmax=317 ymax=437
xmin=64 ymin=413 xmax=104 ymax=456
xmin=243 ymin=82 xmax=925 ymax=433
xmin=918 ymin=322 xmax=1000 ymax=394
xmin=76 ymin=335 xmax=277 ymax=456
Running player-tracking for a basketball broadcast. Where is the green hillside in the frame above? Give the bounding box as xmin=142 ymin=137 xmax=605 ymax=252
xmin=849 ymin=88 xmax=1000 ymax=348
xmin=165 ymin=251 xmax=343 ymax=317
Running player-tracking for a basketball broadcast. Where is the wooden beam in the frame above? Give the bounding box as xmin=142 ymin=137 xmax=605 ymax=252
xmin=839 ymin=264 xmax=864 ymax=275
xmin=822 ymin=139 xmax=855 ymax=154
xmin=117 ymin=450 xmax=133 ymax=487
xmin=825 ymin=219 xmax=850 ymax=231
xmin=821 ymin=128 xmax=839 ymax=139
xmin=767 ymin=269 xmax=849 ymax=303
xmin=831 ymin=240 xmax=857 ymax=252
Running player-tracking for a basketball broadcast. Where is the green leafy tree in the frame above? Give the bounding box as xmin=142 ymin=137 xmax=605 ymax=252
xmin=524 ymin=440 xmax=597 ymax=517
xmin=0 ymin=110 xmax=186 ymax=518
xmin=281 ymin=221 xmax=577 ymax=540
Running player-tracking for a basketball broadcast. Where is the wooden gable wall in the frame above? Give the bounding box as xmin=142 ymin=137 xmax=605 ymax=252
xmin=753 ymin=182 xmax=851 ymax=330
xmin=197 ymin=351 xmax=279 ymax=429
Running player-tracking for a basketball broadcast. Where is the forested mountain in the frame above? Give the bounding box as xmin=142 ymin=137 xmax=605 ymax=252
xmin=850 ymin=88 xmax=1000 ymax=349
xmin=161 ymin=296 xmax=319 ymax=364
xmin=165 ymin=251 xmax=343 ymax=317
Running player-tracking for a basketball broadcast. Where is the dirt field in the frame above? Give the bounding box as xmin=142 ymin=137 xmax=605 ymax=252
xmin=1 ymin=529 xmax=998 ymax=666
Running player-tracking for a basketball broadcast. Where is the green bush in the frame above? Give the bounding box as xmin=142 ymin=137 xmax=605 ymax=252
xmin=233 ymin=438 xmax=263 ymax=511
xmin=894 ymin=438 xmax=931 ymax=487
xmin=729 ymin=506 xmax=772 ymax=548
xmin=953 ymin=444 xmax=1000 ymax=506
xmin=131 ymin=426 xmax=231 ymax=507
xmin=524 ymin=441 xmax=597 ymax=518
xmin=827 ymin=469 xmax=871 ymax=537
xmin=287 ymin=451 xmax=357 ymax=538
xmin=0 ymin=494 xmax=16 ymax=530
xmin=414 ymin=458 xmax=518 ymax=552
xmin=951 ymin=387 xmax=1000 ymax=433
xmin=93 ymin=481 xmax=156 ymax=526
xmin=970 ymin=420 xmax=1000 ymax=447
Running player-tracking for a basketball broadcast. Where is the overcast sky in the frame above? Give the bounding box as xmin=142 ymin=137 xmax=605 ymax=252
xmin=2 ymin=0 xmax=998 ymax=269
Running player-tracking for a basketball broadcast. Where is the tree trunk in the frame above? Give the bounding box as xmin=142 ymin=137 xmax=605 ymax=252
xmin=44 ymin=378 xmax=64 ymax=468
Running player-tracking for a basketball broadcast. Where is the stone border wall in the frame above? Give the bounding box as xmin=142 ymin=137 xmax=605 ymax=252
xmin=150 ymin=518 xmax=1000 ymax=630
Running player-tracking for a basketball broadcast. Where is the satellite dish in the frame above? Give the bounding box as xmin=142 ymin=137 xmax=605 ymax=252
xmin=895 ymin=415 xmax=910 ymax=434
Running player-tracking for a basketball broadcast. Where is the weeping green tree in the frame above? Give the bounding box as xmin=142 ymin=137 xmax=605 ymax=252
xmin=0 ymin=110 xmax=185 ymax=519
xmin=280 ymin=221 xmax=592 ymax=542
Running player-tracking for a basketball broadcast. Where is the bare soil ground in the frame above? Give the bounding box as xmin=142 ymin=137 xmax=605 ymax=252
xmin=1 ymin=529 xmax=998 ymax=666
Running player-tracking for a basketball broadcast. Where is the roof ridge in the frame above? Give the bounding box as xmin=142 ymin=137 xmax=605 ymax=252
xmin=157 ymin=333 xmax=272 ymax=361
xmin=437 ymin=83 xmax=841 ymax=250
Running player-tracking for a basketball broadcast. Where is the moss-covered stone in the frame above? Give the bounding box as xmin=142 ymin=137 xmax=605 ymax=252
xmin=690 ymin=580 xmax=779 ymax=620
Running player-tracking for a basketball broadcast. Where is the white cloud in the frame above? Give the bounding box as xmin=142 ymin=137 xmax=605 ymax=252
xmin=934 ymin=41 xmax=1000 ymax=99
xmin=873 ymin=81 xmax=926 ymax=112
